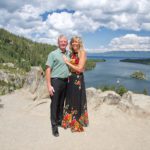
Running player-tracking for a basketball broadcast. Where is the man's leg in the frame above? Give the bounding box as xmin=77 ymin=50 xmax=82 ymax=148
xmin=50 ymin=93 xmax=59 ymax=127
xmin=50 ymin=79 xmax=60 ymax=137
xmin=57 ymin=81 xmax=67 ymax=126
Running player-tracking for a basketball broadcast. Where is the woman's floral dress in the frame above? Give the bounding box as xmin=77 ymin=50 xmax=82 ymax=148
xmin=62 ymin=52 xmax=89 ymax=132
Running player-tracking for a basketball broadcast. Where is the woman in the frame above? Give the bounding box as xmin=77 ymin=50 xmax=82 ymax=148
xmin=62 ymin=36 xmax=89 ymax=132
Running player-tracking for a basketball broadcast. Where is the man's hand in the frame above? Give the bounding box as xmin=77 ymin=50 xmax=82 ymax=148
xmin=48 ymin=85 xmax=55 ymax=96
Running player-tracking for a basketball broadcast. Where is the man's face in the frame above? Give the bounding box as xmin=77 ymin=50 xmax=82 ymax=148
xmin=58 ymin=37 xmax=68 ymax=51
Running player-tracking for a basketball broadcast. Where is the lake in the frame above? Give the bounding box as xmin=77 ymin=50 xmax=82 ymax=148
xmin=84 ymin=57 xmax=150 ymax=95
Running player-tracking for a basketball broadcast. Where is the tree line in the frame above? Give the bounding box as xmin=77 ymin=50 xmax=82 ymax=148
xmin=0 ymin=28 xmax=57 ymax=71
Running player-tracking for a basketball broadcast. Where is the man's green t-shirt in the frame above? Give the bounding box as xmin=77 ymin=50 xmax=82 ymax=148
xmin=46 ymin=48 xmax=70 ymax=78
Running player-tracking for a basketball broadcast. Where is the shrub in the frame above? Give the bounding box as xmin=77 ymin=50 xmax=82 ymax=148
xmin=143 ymin=89 xmax=148 ymax=95
xmin=98 ymin=85 xmax=128 ymax=96
xmin=116 ymin=85 xmax=128 ymax=96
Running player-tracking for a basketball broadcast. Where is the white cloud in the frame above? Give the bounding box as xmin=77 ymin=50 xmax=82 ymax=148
xmin=47 ymin=12 xmax=75 ymax=31
xmin=141 ymin=23 xmax=150 ymax=31
xmin=46 ymin=11 xmax=100 ymax=32
xmin=0 ymin=0 xmax=150 ymax=46
xmin=15 ymin=5 xmax=41 ymax=21
xmin=87 ymin=34 xmax=150 ymax=52
xmin=75 ymin=0 xmax=150 ymax=31
xmin=109 ymin=34 xmax=150 ymax=50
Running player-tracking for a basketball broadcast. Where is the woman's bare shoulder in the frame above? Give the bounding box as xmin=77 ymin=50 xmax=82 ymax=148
xmin=80 ymin=50 xmax=86 ymax=55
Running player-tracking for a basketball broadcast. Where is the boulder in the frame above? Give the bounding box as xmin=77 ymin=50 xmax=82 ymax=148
xmin=118 ymin=91 xmax=150 ymax=117
xmin=35 ymin=78 xmax=49 ymax=100
xmin=99 ymin=91 xmax=121 ymax=104
xmin=23 ymin=66 xmax=50 ymax=100
xmin=0 ymin=70 xmax=25 ymax=95
xmin=118 ymin=91 xmax=134 ymax=112
xmin=23 ymin=66 xmax=44 ymax=94
xmin=86 ymin=87 xmax=97 ymax=99
xmin=86 ymin=87 xmax=103 ymax=109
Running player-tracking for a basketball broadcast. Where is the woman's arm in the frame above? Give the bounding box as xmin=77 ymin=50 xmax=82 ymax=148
xmin=63 ymin=50 xmax=86 ymax=73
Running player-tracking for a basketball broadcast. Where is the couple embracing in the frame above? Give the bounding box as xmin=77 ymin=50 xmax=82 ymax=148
xmin=46 ymin=35 xmax=89 ymax=137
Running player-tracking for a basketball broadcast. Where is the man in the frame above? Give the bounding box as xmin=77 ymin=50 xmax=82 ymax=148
xmin=46 ymin=35 xmax=70 ymax=137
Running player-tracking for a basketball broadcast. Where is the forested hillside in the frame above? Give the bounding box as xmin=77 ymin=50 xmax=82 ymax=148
xmin=0 ymin=28 xmax=57 ymax=71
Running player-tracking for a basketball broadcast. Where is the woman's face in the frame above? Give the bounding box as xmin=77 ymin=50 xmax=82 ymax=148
xmin=72 ymin=40 xmax=80 ymax=52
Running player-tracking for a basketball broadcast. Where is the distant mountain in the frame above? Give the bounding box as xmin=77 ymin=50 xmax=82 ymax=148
xmin=87 ymin=51 xmax=150 ymax=59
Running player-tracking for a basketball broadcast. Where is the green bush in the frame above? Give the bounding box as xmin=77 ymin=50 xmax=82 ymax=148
xmin=101 ymin=85 xmax=115 ymax=91
xmin=98 ymin=85 xmax=128 ymax=96
xmin=116 ymin=85 xmax=128 ymax=96
xmin=142 ymin=89 xmax=148 ymax=95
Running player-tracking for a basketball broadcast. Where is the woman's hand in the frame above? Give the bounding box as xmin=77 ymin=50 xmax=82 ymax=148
xmin=63 ymin=55 xmax=69 ymax=63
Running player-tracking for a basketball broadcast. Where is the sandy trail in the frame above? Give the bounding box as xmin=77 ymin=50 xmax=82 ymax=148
xmin=0 ymin=90 xmax=150 ymax=150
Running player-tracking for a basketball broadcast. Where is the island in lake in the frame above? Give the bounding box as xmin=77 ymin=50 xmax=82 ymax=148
xmin=130 ymin=70 xmax=146 ymax=80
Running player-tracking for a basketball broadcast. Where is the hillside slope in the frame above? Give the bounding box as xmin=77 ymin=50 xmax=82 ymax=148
xmin=0 ymin=28 xmax=57 ymax=71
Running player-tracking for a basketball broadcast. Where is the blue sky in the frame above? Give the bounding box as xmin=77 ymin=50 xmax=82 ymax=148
xmin=0 ymin=0 xmax=150 ymax=52
xmin=83 ymin=28 xmax=150 ymax=49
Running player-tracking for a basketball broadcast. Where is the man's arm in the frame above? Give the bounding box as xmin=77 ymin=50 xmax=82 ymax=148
xmin=46 ymin=66 xmax=55 ymax=96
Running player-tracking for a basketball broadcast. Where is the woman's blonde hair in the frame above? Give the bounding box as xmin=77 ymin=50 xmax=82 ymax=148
xmin=69 ymin=36 xmax=84 ymax=52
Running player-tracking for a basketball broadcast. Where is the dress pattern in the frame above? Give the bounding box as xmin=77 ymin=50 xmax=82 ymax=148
xmin=62 ymin=52 xmax=89 ymax=132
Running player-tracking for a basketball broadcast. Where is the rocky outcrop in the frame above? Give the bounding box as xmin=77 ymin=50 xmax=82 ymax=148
xmin=100 ymin=91 xmax=121 ymax=105
xmin=118 ymin=91 xmax=150 ymax=117
xmin=86 ymin=88 xmax=150 ymax=117
xmin=23 ymin=66 xmax=43 ymax=93
xmin=86 ymin=87 xmax=103 ymax=109
xmin=35 ymin=78 xmax=49 ymax=100
xmin=0 ymin=69 xmax=25 ymax=95
xmin=23 ymin=66 xmax=49 ymax=100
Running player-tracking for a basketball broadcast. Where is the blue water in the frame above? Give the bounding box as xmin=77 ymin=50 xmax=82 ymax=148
xmin=84 ymin=57 xmax=150 ymax=95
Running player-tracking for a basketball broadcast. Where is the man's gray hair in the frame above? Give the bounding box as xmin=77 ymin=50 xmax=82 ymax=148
xmin=58 ymin=35 xmax=67 ymax=42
